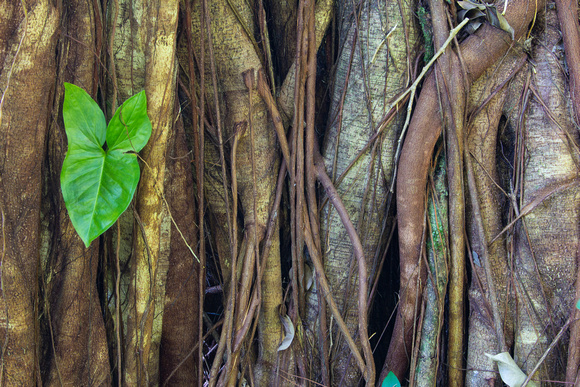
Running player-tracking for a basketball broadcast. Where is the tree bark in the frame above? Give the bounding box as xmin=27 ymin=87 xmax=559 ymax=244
xmin=43 ymin=1 xmax=110 ymax=385
xmin=159 ymin=109 xmax=200 ymax=385
xmin=307 ymin=0 xmax=418 ymax=383
xmin=0 ymin=2 xmax=59 ymax=384
xmin=107 ymin=1 xmax=180 ymax=384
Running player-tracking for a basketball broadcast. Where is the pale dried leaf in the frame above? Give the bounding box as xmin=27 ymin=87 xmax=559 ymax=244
xmin=485 ymin=6 xmax=501 ymax=28
xmin=277 ymin=314 xmax=295 ymax=352
xmin=458 ymin=8 xmax=486 ymax=20
xmin=289 ymin=264 xmax=314 ymax=291
xmin=465 ymin=19 xmax=483 ymax=34
xmin=485 ymin=352 xmax=537 ymax=387
xmin=496 ymin=11 xmax=515 ymax=39
xmin=305 ymin=263 xmax=314 ymax=291
xmin=457 ymin=1 xmax=514 ymax=39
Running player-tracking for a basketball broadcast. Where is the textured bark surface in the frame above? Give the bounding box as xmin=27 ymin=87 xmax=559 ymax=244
xmin=108 ymin=1 xmax=180 ymax=384
xmin=511 ymin=6 xmax=579 ymax=381
xmin=385 ymin=0 xmax=547 ymax=380
xmin=464 ymin=49 xmax=523 ymax=386
xmin=305 ymin=0 xmax=418 ymax=383
xmin=1 ymin=1 xmax=580 ymax=386
xmin=43 ymin=1 xmax=110 ymax=385
xmin=463 ymin=3 xmax=579 ymax=385
xmin=0 ymin=2 xmax=59 ymax=384
xmin=159 ymin=113 xmax=200 ymax=385
xmin=189 ymin=0 xmax=284 ymax=382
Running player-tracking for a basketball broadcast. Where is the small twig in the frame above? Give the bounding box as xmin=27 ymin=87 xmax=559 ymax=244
xmin=491 ymin=177 xmax=579 ymax=243
xmin=388 ymin=17 xmax=470 ymax=193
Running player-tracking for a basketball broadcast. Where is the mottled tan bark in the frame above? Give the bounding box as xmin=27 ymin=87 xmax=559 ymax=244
xmin=387 ymin=0 xmax=546 ymax=380
xmin=108 ymin=0 xmax=180 ymax=384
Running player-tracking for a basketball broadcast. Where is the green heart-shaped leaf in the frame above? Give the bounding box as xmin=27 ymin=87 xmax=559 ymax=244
xmin=381 ymin=371 xmax=401 ymax=387
xmin=61 ymin=83 xmax=151 ymax=247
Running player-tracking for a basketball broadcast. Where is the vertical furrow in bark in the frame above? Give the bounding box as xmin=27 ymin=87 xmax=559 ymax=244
xmin=159 ymin=110 xmax=200 ymax=385
xmin=511 ymin=5 xmax=579 ymax=382
xmin=43 ymin=1 xmax=111 ymax=385
xmin=307 ymin=0 xmax=418 ymax=383
xmin=0 ymin=2 xmax=58 ymax=385
xmin=277 ymin=0 xmax=333 ymax=125
xmin=265 ymin=0 xmax=298 ymax=82
xmin=414 ymin=150 xmax=448 ymax=387
xmin=108 ymin=1 xmax=179 ymax=384
xmin=203 ymin=138 xmax=237 ymax=289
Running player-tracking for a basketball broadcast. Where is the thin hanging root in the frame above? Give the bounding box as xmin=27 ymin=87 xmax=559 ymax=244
xmin=258 ymin=73 xmax=374 ymax=384
xmin=314 ymin=161 xmax=375 ymax=385
xmin=301 ymin=205 xmax=368 ymax=381
xmin=257 ymin=70 xmax=292 ymax=178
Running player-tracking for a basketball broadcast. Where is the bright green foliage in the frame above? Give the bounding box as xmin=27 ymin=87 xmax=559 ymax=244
xmin=381 ymin=371 xmax=401 ymax=387
xmin=61 ymin=83 xmax=151 ymax=247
